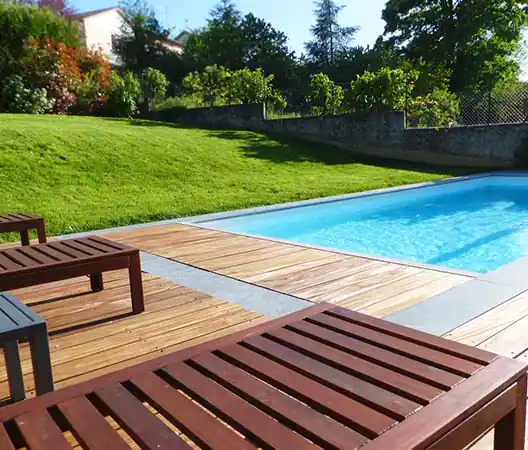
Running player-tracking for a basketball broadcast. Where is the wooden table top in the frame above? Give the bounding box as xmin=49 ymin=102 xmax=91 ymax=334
xmin=0 ymin=213 xmax=42 ymax=225
xmin=0 ymin=236 xmax=137 ymax=275
xmin=0 ymin=303 xmax=525 ymax=450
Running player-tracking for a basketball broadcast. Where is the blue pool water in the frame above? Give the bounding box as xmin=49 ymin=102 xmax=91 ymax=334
xmin=203 ymin=176 xmax=528 ymax=274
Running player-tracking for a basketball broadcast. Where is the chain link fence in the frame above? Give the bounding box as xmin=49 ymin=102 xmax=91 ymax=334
xmin=456 ymin=89 xmax=528 ymax=126
xmin=270 ymin=84 xmax=528 ymax=128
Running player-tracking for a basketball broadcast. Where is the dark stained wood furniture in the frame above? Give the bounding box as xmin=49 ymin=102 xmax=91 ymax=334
xmin=0 ymin=293 xmax=53 ymax=403
xmin=0 ymin=236 xmax=144 ymax=314
xmin=0 ymin=213 xmax=46 ymax=246
xmin=0 ymin=303 xmax=524 ymax=449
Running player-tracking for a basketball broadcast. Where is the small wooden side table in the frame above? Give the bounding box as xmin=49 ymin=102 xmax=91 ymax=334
xmin=0 ymin=293 xmax=54 ymax=402
xmin=0 ymin=213 xmax=47 ymax=246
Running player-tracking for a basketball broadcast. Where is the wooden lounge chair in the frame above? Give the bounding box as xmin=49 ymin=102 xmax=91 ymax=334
xmin=0 ymin=236 xmax=144 ymax=314
xmin=0 ymin=213 xmax=46 ymax=246
xmin=0 ymin=303 xmax=524 ymax=449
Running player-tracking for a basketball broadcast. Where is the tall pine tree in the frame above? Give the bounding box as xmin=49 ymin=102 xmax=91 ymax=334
xmin=305 ymin=0 xmax=358 ymax=70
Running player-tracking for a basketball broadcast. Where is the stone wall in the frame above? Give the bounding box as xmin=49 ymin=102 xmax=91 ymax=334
xmin=156 ymin=103 xmax=528 ymax=168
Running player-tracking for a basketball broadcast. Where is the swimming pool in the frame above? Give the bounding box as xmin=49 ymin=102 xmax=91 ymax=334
xmin=200 ymin=175 xmax=528 ymax=274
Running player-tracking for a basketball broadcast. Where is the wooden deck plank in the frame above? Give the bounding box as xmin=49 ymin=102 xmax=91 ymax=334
xmin=444 ymin=290 xmax=528 ymax=347
xmin=358 ymin=274 xmax=470 ymax=318
xmin=104 ymin=223 xmax=473 ymax=318
xmin=0 ymin=268 xmax=268 ymax=402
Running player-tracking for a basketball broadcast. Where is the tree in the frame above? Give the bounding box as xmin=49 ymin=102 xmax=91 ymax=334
xmin=239 ymin=13 xmax=296 ymax=89
xmin=346 ymin=67 xmax=418 ymax=113
xmin=305 ymin=0 xmax=358 ymax=70
xmin=142 ymin=67 xmax=168 ymax=110
xmin=183 ymin=2 xmax=296 ymax=89
xmin=306 ymin=73 xmax=344 ymax=115
xmin=113 ymin=0 xmax=184 ymax=91
xmin=182 ymin=64 xmax=230 ymax=106
xmin=0 ymin=3 xmax=79 ymax=79
xmin=181 ymin=65 xmax=286 ymax=108
xmin=14 ymin=0 xmax=75 ymax=17
xmin=382 ymin=0 xmax=527 ymax=92
xmin=114 ymin=0 xmax=169 ymax=73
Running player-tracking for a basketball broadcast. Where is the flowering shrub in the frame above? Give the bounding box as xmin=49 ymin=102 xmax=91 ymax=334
xmin=18 ymin=38 xmax=111 ymax=114
xmin=0 ymin=75 xmax=53 ymax=113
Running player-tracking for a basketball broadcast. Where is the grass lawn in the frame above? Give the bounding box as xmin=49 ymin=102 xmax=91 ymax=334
xmin=0 ymin=114 xmax=474 ymax=241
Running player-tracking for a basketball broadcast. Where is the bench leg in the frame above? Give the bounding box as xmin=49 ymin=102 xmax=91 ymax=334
xmin=90 ymin=273 xmax=104 ymax=292
xmin=20 ymin=229 xmax=30 ymax=246
xmin=29 ymin=325 xmax=54 ymax=396
xmin=36 ymin=220 xmax=47 ymax=243
xmin=3 ymin=341 xmax=25 ymax=402
xmin=129 ymin=252 xmax=144 ymax=314
xmin=494 ymin=374 xmax=527 ymax=450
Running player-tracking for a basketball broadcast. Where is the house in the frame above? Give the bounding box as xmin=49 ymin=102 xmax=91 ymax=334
xmin=72 ymin=6 xmax=184 ymax=65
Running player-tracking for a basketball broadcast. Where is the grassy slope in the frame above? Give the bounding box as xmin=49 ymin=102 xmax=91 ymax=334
xmin=0 ymin=114 xmax=472 ymax=240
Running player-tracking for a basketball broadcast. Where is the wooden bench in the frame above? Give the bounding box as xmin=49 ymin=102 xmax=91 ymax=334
xmin=0 ymin=293 xmax=53 ymax=403
xmin=0 ymin=213 xmax=46 ymax=246
xmin=0 ymin=236 xmax=144 ymax=314
xmin=0 ymin=303 xmax=525 ymax=449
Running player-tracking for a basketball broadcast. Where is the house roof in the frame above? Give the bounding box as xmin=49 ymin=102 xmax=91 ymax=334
xmin=72 ymin=6 xmax=184 ymax=49
xmin=71 ymin=6 xmax=121 ymax=20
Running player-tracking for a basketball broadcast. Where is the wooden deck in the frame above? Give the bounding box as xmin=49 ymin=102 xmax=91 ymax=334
xmin=3 ymin=222 xmax=528 ymax=448
xmin=0 ymin=269 xmax=267 ymax=403
xmin=105 ymin=223 xmax=472 ymax=317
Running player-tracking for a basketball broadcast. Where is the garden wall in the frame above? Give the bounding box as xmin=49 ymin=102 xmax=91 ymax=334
xmin=157 ymin=103 xmax=528 ymax=168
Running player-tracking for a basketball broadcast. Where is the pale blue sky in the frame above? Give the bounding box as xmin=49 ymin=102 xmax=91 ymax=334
xmin=72 ymin=0 xmax=388 ymax=54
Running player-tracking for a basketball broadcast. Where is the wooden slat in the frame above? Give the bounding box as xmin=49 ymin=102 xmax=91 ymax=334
xmin=0 ymin=254 xmax=22 ymax=270
xmin=74 ymin=238 xmax=118 ymax=254
xmin=88 ymin=236 xmax=128 ymax=251
xmin=130 ymin=371 xmax=256 ymax=450
xmin=6 ymin=213 xmax=31 ymax=221
xmin=31 ymin=244 xmax=73 ymax=262
xmin=163 ymin=362 xmax=317 ymax=450
xmin=361 ymin=357 xmax=526 ymax=450
xmin=218 ymin=343 xmax=396 ymax=437
xmin=46 ymin=242 xmax=89 ymax=259
xmin=58 ymin=395 xmax=131 ymax=450
xmin=191 ymin=352 xmax=370 ymax=449
xmin=427 ymin=384 xmax=517 ymax=450
xmin=0 ymin=424 xmax=15 ymax=450
xmin=17 ymin=247 xmax=56 ymax=264
xmin=15 ymin=213 xmax=38 ymax=220
xmin=15 ymin=409 xmax=71 ymax=450
xmin=266 ymin=327 xmax=443 ymax=404
xmin=60 ymin=240 xmax=103 ymax=256
xmin=326 ymin=307 xmax=496 ymax=364
xmin=2 ymin=249 xmax=40 ymax=268
xmin=95 ymin=383 xmax=192 ymax=450
xmin=313 ymin=310 xmax=491 ymax=373
xmin=242 ymin=334 xmax=422 ymax=420
xmin=288 ymin=319 xmax=464 ymax=390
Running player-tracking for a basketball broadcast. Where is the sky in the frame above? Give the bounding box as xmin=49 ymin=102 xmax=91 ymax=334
xmin=71 ymin=0 xmax=527 ymax=78
xmin=71 ymin=0 xmax=388 ymax=54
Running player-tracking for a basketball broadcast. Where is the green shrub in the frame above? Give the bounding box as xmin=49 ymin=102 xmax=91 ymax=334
xmin=154 ymin=94 xmax=206 ymax=111
xmin=104 ymin=72 xmax=142 ymax=117
xmin=347 ymin=68 xmax=418 ymax=113
xmin=306 ymin=73 xmax=344 ymax=116
xmin=181 ymin=65 xmax=286 ymax=109
xmin=406 ymin=89 xmax=460 ymax=128
xmin=142 ymin=67 xmax=169 ymax=111
xmin=0 ymin=4 xmax=79 ymax=78
xmin=227 ymin=68 xmax=286 ymax=109
xmin=0 ymin=75 xmax=53 ymax=114
xmin=182 ymin=64 xmax=230 ymax=107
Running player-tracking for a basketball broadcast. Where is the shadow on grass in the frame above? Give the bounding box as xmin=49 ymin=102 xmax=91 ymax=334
xmin=205 ymin=129 xmax=481 ymax=176
xmin=116 ymin=117 xmax=483 ymax=176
